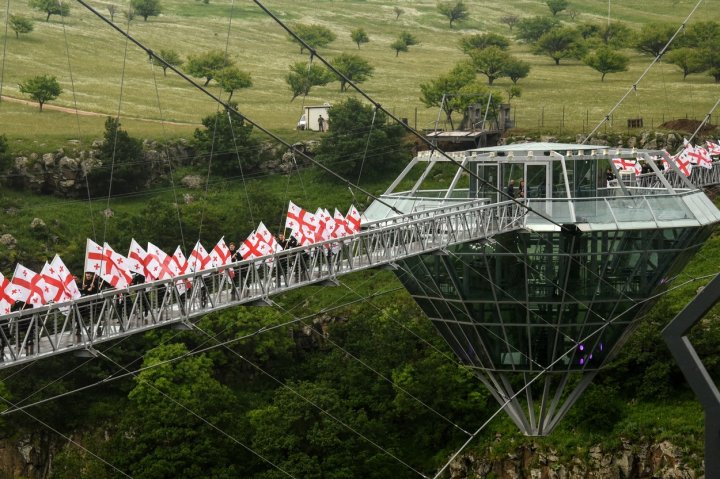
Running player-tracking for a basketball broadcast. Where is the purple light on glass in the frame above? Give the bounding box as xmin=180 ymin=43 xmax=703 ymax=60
xmin=579 ymin=344 xmax=585 ymax=351
xmin=599 ymin=342 xmax=604 ymax=352
xmin=579 ymin=358 xmax=585 ymax=365
xmin=589 ymin=354 xmax=593 ymax=360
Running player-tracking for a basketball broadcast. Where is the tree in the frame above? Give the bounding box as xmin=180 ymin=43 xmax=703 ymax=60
xmin=681 ymin=21 xmax=720 ymax=48
xmin=130 ymin=0 xmax=161 ymax=21
xmin=350 ymin=27 xmax=369 ymax=49
xmin=9 ymin=14 xmax=33 ymax=38
xmin=390 ymin=31 xmax=419 ymax=57
xmin=546 ymin=0 xmax=568 ymax=16
xmin=393 ymin=6 xmax=403 ymax=20
xmin=315 ymin=97 xmax=409 ymax=180
xmin=583 ymin=46 xmax=629 ymax=81
xmin=534 ymin=27 xmax=585 ymax=65
xmin=18 ymin=74 xmax=61 ymax=111
xmin=186 ymin=50 xmax=233 ymax=86
xmin=503 ymin=57 xmax=531 ymax=84
xmin=87 ymin=117 xmax=145 ymax=196
xmin=115 ymin=344 xmax=243 ymax=479
xmin=390 ymin=39 xmax=408 ymax=57
xmin=28 ymin=0 xmax=69 ymax=22
xmin=664 ymin=47 xmax=707 ymax=79
xmin=700 ymin=44 xmax=720 ymax=82
xmin=437 ymin=1 xmax=469 ymax=28
xmin=419 ymin=61 xmax=477 ymax=128
xmin=289 ymin=24 xmax=336 ymax=54
xmin=107 ymin=4 xmax=116 ymax=21
xmin=193 ymin=103 xmax=259 ymax=175
xmin=598 ymin=22 xmax=632 ymax=48
xmin=156 ymin=49 xmax=182 ymax=76
xmin=332 ymin=54 xmax=374 ymax=92
xmin=285 ymin=62 xmax=334 ymax=101
xmin=215 ymin=67 xmax=252 ymax=100
xmin=459 ymin=33 xmax=509 ymax=54
xmin=470 ymin=45 xmax=511 ymax=84
xmin=500 ymin=14 xmax=519 ymax=31
xmin=515 ymin=16 xmax=560 ymax=43
xmin=635 ymin=22 xmax=676 ymax=57
xmin=567 ymin=9 xmax=580 ymax=20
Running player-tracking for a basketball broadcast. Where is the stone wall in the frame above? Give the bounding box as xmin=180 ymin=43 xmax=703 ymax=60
xmin=448 ymin=440 xmax=701 ymax=479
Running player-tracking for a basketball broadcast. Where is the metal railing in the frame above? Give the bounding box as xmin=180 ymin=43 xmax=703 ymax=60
xmin=0 ymin=199 xmax=525 ymax=368
xmin=636 ymin=160 xmax=720 ymax=189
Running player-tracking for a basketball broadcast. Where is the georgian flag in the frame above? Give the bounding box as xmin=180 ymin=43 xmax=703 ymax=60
xmin=332 ymin=209 xmax=352 ymax=238
xmin=211 ymin=237 xmax=235 ymax=278
xmin=257 ymin=222 xmax=282 ymax=253
xmin=346 ymin=205 xmax=361 ymax=233
xmin=84 ymin=239 xmax=132 ymax=289
xmin=147 ymin=242 xmax=178 ymax=280
xmin=314 ymin=208 xmax=336 ymax=244
xmin=690 ymin=146 xmax=713 ymax=169
xmin=611 ymin=158 xmax=637 ymax=172
xmin=128 ymin=239 xmax=149 ymax=276
xmin=102 ymin=243 xmax=133 ymax=288
xmin=240 ymin=231 xmax=272 ymax=260
xmin=187 ymin=241 xmax=212 ymax=273
xmin=633 ymin=160 xmax=643 ymax=176
xmin=40 ymin=262 xmax=63 ymax=303
xmin=286 ymin=201 xmax=319 ymax=246
xmin=172 ymin=246 xmax=191 ymax=291
xmin=0 ymin=272 xmax=16 ymax=314
xmin=706 ymin=141 xmax=720 ymax=156
xmin=674 ymin=153 xmax=693 ymax=177
xmin=10 ymin=264 xmax=47 ymax=307
xmin=50 ymin=255 xmax=81 ymax=301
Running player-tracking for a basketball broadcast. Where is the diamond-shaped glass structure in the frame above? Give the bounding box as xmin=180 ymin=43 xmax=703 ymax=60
xmin=365 ymin=143 xmax=720 ymax=435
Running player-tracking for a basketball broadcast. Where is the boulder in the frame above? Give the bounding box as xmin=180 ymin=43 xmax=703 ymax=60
xmin=181 ymin=175 xmax=204 ymax=189
xmin=30 ymin=218 xmax=46 ymax=230
xmin=0 ymin=234 xmax=17 ymax=248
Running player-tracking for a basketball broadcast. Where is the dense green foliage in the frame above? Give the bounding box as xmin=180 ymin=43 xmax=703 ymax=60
xmin=290 ymin=24 xmax=337 ymax=54
xmin=87 ymin=117 xmax=145 ymax=197
xmin=315 ymin=97 xmax=409 ymax=181
xmin=186 ymin=50 xmax=234 ymax=86
xmin=192 ymin=105 xmax=260 ymax=176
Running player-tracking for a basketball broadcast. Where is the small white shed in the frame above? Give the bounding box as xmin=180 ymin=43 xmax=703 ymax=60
xmin=297 ymin=104 xmax=331 ymax=132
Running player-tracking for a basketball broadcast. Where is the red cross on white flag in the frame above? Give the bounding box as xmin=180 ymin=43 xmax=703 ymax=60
xmin=128 ymin=239 xmax=149 ymax=276
xmin=40 ymin=262 xmax=64 ymax=303
xmin=188 ymin=241 xmax=212 ymax=273
xmin=11 ymin=264 xmax=47 ymax=307
xmin=147 ymin=242 xmax=178 ymax=280
xmin=346 ymin=205 xmax=362 ymax=234
xmin=0 ymin=272 xmax=16 ymax=315
xmin=50 ymin=255 xmax=81 ymax=301
xmin=286 ymin=201 xmax=319 ymax=246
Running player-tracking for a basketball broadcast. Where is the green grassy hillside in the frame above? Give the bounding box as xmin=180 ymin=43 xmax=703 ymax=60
xmin=0 ymin=0 xmax=718 ymax=148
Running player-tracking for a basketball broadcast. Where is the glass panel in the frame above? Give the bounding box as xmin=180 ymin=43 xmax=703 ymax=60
xmin=525 ymin=164 xmax=547 ymax=199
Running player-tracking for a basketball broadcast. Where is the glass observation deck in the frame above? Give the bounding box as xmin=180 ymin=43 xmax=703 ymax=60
xmin=366 ymin=142 xmax=720 ymax=436
xmin=364 ymin=142 xmax=720 ymax=230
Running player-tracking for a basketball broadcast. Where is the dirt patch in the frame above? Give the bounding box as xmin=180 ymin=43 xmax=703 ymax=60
xmin=659 ymin=118 xmax=717 ymax=134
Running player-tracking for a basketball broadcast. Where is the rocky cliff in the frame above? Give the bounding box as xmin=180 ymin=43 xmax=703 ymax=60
xmin=448 ymin=439 xmax=701 ymax=479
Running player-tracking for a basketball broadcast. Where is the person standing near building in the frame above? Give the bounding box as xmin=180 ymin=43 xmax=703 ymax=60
xmin=318 ymin=115 xmax=325 ymax=132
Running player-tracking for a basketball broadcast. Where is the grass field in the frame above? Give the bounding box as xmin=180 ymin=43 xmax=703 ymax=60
xmin=0 ymin=0 xmax=719 ymax=151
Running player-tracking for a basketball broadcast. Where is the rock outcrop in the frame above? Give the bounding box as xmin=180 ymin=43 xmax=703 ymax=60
xmin=447 ymin=439 xmax=701 ymax=479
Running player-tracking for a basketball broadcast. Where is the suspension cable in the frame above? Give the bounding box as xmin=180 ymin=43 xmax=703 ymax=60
xmin=583 ymin=0 xmax=707 ymax=143
xmin=249 ymin=0 xmax=573 ymax=232
xmin=188 ymin=320 xmax=431 ymax=478
xmin=101 ymin=13 xmax=133 ymax=244
xmin=0 ymin=393 xmax=133 ymax=478
xmin=74 ymin=0 xmax=404 ymax=216
xmin=149 ymin=53 xmax=186 ymax=251
xmin=356 ymin=106 xmax=378 ymax=187
xmin=94 ymin=349 xmax=297 ymax=478
xmin=688 ymin=97 xmax=720 ymax=144
xmin=0 ymin=0 xmax=10 ymax=102
xmin=60 ymin=0 xmax=97 ymax=240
